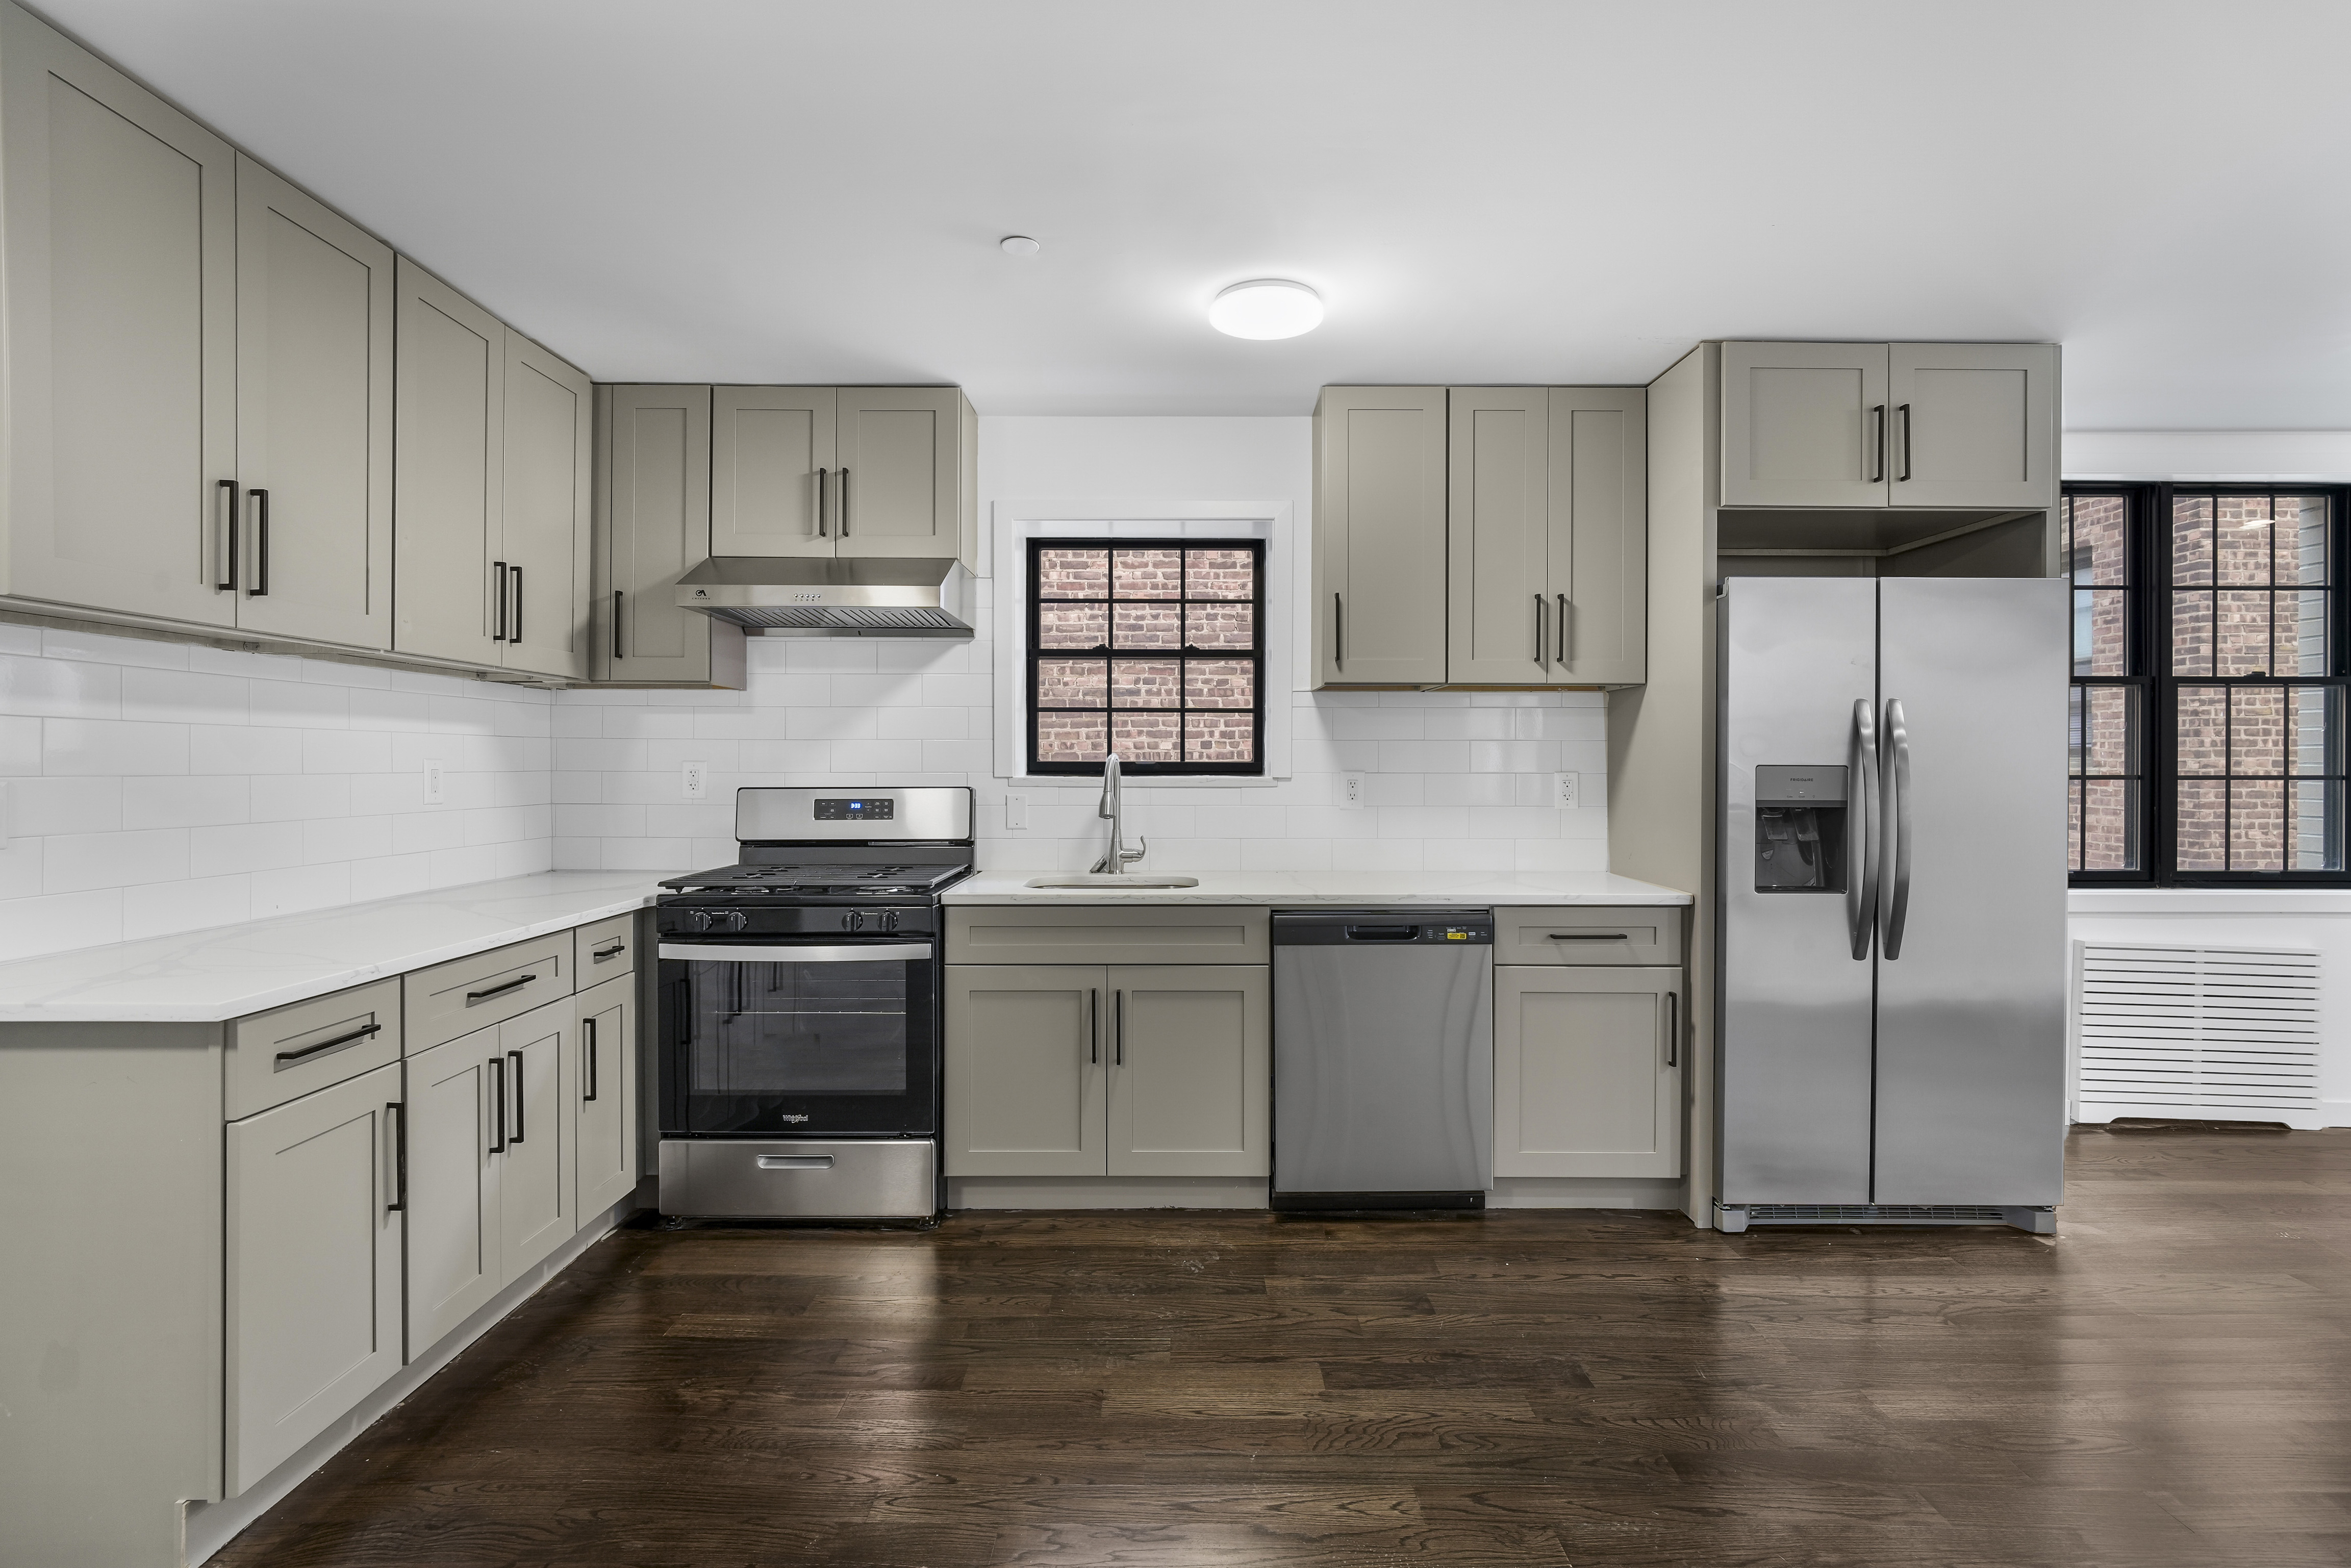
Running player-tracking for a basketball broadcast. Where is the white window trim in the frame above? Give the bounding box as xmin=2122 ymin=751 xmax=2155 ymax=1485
xmin=990 ymin=497 xmax=1300 ymax=787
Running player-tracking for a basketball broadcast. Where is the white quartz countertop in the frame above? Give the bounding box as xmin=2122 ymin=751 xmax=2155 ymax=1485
xmin=0 ymin=871 xmax=675 ymax=1023
xmin=941 ymin=870 xmax=1691 ymax=907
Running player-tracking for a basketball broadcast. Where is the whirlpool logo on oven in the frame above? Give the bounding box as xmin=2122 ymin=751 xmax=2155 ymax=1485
xmin=779 ymin=1114 xmax=811 ymax=1124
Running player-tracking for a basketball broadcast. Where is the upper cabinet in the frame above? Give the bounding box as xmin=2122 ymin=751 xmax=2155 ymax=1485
xmin=1720 ymin=341 xmax=2056 ymax=511
xmin=597 ymin=384 xmax=743 ymax=687
xmin=0 ymin=4 xmax=238 ymax=627
xmin=711 ymin=384 xmax=975 ymax=562
xmin=500 ymin=334 xmax=594 ymax=680
xmin=1315 ymin=385 xmax=1647 ymax=690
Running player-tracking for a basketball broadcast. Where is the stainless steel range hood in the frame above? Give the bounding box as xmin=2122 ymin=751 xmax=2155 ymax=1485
xmin=674 ymin=558 xmax=975 ymax=638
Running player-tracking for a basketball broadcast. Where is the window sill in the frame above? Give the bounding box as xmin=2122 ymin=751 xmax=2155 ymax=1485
xmin=2070 ymin=888 xmax=2351 ymax=916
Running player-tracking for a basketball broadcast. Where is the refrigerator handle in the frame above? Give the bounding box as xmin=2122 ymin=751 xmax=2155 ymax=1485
xmin=1881 ymin=697 xmax=1912 ymax=960
xmin=1848 ymin=698 xmax=1880 ymax=960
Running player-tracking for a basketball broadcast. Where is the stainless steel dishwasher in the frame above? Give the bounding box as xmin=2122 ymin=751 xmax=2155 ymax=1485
xmin=1271 ymin=909 xmax=1494 ymax=1210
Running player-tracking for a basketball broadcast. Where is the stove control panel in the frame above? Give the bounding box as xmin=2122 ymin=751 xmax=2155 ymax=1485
xmin=654 ymin=901 xmax=937 ymax=939
xmin=837 ymin=909 xmax=903 ymax=933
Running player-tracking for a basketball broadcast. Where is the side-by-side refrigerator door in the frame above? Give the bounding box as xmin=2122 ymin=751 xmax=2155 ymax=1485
xmin=1872 ymin=577 xmax=2069 ymax=1205
xmin=1718 ymin=577 xmax=1879 ymax=1205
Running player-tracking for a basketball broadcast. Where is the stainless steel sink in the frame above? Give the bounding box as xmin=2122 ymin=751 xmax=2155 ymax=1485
xmin=1023 ymin=873 xmax=1201 ymax=889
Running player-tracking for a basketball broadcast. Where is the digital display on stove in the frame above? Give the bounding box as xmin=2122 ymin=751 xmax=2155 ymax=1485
xmin=814 ymin=797 xmax=894 ymax=821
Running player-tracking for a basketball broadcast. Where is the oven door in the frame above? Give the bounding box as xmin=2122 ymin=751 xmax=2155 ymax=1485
xmin=659 ymin=940 xmax=938 ymax=1136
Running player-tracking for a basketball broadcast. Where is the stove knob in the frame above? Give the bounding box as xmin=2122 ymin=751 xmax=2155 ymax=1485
xmin=690 ymin=909 xmax=715 ymax=932
xmin=841 ymin=911 xmax=864 ymax=932
xmin=880 ymin=910 xmax=900 ymax=933
xmin=723 ymin=910 xmax=749 ymax=932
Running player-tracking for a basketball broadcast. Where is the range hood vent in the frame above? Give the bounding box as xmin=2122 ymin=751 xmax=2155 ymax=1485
xmin=675 ymin=557 xmax=974 ymax=638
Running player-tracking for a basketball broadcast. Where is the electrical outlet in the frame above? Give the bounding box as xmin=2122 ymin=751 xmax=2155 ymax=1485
xmin=682 ymin=760 xmax=709 ymax=801
xmin=422 ymin=758 xmax=445 ymax=805
xmin=1005 ymin=793 xmax=1030 ymax=831
xmin=1554 ymin=771 xmax=1580 ymax=809
xmin=1337 ymin=771 xmax=1366 ymax=810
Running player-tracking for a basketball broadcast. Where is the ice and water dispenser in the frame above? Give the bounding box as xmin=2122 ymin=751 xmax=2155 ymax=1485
xmin=1753 ymin=765 xmax=1847 ymax=893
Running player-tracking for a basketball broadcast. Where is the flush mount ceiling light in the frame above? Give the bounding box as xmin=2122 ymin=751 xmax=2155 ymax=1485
xmin=1208 ymin=279 xmax=1323 ymax=339
xmin=999 ymin=235 xmax=1041 ymax=256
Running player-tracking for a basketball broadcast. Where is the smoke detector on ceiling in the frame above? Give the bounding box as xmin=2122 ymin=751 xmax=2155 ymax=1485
xmin=1000 ymin=235 xmax=1041 ymax=256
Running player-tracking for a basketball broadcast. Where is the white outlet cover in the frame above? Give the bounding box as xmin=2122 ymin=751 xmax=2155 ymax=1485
xmin=1337 ymin=771 xmax=1366 ymax=810
xmin=422 ymin=758 xmax=445 ymax=805
xmin=1554 ymin=771 xmax=1580 ymax=808
xmin=1005 ymin=793 xmax=1030 ymax=830
xmin=682 ymin=760 xmax=709 ymax=800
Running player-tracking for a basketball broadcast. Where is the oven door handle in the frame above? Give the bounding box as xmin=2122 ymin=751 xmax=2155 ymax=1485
xmin=658 ymin=942 xmax=932 ymax=963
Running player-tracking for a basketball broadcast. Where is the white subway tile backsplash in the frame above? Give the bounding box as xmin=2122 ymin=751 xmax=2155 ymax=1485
xmin=47 ymin=718 xmax=190 ymax=775
xmin=123 ymin=774 xmax=250 ymax=830
xmin=47 ymin=827 xmax=191 ymax=892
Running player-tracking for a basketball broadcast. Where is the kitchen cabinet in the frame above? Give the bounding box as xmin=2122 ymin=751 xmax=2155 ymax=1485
xmin=1720 ymin=341 xmax=2055 ymax=510
xmin=1313 ymin=386 xmax=1449 ymax=685
xmin=393 ymin=259 xmax=504 ymax=667
xmin=943 ymin=962 xmax=1269 ymax=1179
xmin=500 ymin=333 xmax=594 ymax=678
xmin=232 ymin=156 xmax=394 ymax=650
xmin=402 ymin=1021 xmax=504 ymax=1355
xmin=223 ymin=1059 xmax=404 ymax=1494
xmin=705 ymin=383 xmax=976 ymax=563
xmin=574 ymin=973 xmax=638 ymax=1215
xmin=1494 ymin=965 xmax=1683 ymax=1179
xmin=0 ymin=3 xmax=237 ymax=627
xmin=1546 ymin=387 xmax=1648 ymax=686
xmin=597 ymin=384 xmax=745 ymax=686
xmin=496 ymin=1000 xmax=576 ymax=1277
xmin=1447 ymin=387 xmax=1550 ymax=684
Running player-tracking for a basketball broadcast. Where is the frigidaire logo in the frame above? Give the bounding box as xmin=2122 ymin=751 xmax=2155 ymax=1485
xmin=780 ymin=1114 xmax=811 ymax=1124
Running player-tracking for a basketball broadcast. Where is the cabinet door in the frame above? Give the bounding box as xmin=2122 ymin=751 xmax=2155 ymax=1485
xmin=0 ymin=6 xmax=237 ymax=625
xmin=598 ymin=384 xmax=717 ymax=682
xmin=233 ymin=157 xmax=393 ymax=650
xmin=943 ymin=964 xmax=1105 ymax=1176
xmin=1312 ymin=387 xmax=1448 ymax=685
xmin=403 ymin=1025 xmax=503 ymax=1358
xmin=713 ymin=386 xmax=836 ymax=558
xmin=1446 ymin=388 xmax=1551 ymax=685
xmin=1106 ymin=965 xmax=1269 ymax=1178
xmin=1720 ymin=343 xmax=1888 ymax=508
xmin=1886 ymin=342 xmax=2057 ymax=510
xmin=500 ymin=334 xmax=594 ymax=678
xmin=497 ymin=1000 xmax=575 ymax=1278
xmin=224 ymin=1059 xmax=403 ymax=1495
xmin=1494 ymin=965 xmax=1681 ymax=1178
xmin=393 ymin=259 xmax=503 ymax=665
xmin=832 ymin=387 xmax=966 ymax=558
xmin=1548 ymin=386 xmax=1647 ymax=686
xmin=573 ymin=973 xmax=637 ymax=1217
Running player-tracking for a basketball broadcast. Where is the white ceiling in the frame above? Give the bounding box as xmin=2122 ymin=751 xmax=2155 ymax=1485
xmin=33 ymin=1 xmax=2351 ymax=424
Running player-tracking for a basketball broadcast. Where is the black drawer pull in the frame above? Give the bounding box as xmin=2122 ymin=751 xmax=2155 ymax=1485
xmin=465 ymin=973 xmax=537 ymax=1004
xmin=508 ymin=1049 xmax=526 ymax=1145
xmin=1548 ymin=933 xmax=1631 ymax=942
xmin=273 ymin=1022 xmax=381 ymax=1068
xmin=592 ymin=942 xmax=625 ymax=960
xmin=386 ymin=1102 xmax=407 ymax=1212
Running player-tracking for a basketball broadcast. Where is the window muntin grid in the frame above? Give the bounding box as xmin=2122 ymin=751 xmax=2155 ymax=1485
xmin=1026 ymin=539 xmax=1266 ymax=776
xmin=2066 ymin=492 xmax=2145 ymax=872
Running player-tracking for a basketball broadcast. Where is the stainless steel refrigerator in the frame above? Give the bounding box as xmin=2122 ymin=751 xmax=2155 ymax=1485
xmin=1716 ymin=576 xmax=2068 ymax=1233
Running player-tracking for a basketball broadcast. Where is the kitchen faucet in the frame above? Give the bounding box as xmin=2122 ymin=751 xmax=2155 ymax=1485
xmin=1090 ymin=752 xmax=1146 ymax=875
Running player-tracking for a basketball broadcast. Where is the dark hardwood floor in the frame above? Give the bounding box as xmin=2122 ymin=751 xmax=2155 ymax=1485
xmin=215 ymin=1129 xmax=2351 ymax=1567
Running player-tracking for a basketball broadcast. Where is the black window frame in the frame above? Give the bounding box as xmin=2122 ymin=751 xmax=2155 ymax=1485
xmin=1024 ymin=536 xmax=1267 ymax=778
xmin=2066 ymin=480 xmax=2351 ymax=887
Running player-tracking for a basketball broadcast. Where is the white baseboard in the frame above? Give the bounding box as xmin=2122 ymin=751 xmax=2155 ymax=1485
xmin=949 ymin=1175 xmax=1270 ymax=1210
xmin=183 ymin=1195 xmax=643 ymax=1567
xmin=1487 ymin=1176 xmax=1685 ymax=1209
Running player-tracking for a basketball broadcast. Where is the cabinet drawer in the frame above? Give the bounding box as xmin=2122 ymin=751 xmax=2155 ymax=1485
xmin=1495 ymin=906 xmax=1683 ymax=967
xmin=947 ymin=905 xmax=1269 ymax=966
xmin=574 ymin=914 xmax=637 ymax=980
xmin=226 ymin=978 xmax=403 ymax=1119
xmin=405 ymin=934 xmax=572 ymax=1053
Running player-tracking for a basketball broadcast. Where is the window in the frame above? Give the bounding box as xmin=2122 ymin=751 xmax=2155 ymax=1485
xmin=1026 ymin=538 xmax=1265 ymax=776
xmin=2064 ymin=483 xmax=2348 ymax=883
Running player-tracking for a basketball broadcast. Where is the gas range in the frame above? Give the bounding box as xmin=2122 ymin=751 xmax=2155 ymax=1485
xmin=654 ymin=786 xmax=975 ymax=937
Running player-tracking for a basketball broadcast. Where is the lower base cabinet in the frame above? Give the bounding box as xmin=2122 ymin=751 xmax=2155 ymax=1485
xmin=1494 ymin=965 xmax=1683 ymax=1178
xmin=498 ymin=1004 xmax=575 ymax=1280
xmin=574 ymin=973 xmax=638 ymax=1214
xmin=224 ymin=1060 xmax=405 ymax=1494
xmin=944 ymin=964 xmax=1269 ymax=1178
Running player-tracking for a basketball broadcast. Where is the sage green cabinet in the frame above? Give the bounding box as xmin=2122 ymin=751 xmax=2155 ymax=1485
xmin=393 ymin=259 xmax=504 ymax=667
xmin=233 ymin=156 xmax=394 ymax=650
xmin=402 ymin=1021 xmax=504 ymax=1357
xmin=1313 ymin=386 xmax=1449 ymax=685
xmin=496 ymin=1000 xmax=575 ymax=1277
xmin=1447 ymin=387 xmax=1551 ymax=684
xmin=1721 ymin=341 xmax=2056 ymax=511
xmin=574 ymin=973 xmax=638 ymax=1216
xmin=595 ymin=384 xmax=745 ymax=686
xmin=706 ymin=383 xmax=976 ymax=562
xmin=223 ymin=1060 xmax=404 ymax=1495
xmin=0 ymin=3 xmax=238 ymax=627
xmin=944 ymin=962 xmax=1269 ymax=1179
xmin=1494 ymin=965 xmax=1683 ymax=1179
xmin=500 ymin=333 xmax=594 ymax=679
xmin=712 ymin=385 xmax=834 ymax=558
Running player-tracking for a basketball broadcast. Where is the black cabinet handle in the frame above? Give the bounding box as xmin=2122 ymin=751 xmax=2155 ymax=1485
xmin=1532 ymin=593 xmax=1544 ymax=665
xmin=386 ymin=1101 xmax=407 ymax=1212
xmin=1557 ymin=594 xmax=1569 ymax=665
xmin=815 ymin=467 xmax=829 ymax=538
xmin=509 ymin=565 xmax=522 ymax=643
xmin=466 ymin=973 xmax=536 ymax=1004
xmin=1870 ymin=404 xmax=1886 ymax=484
xmin=593 ymin=942 xmax=625 ymax=960
xmin=246 ymin=488 xmax=269 ymax=596
xmin=1088 ymin=988 xmax=1099 ymax=1065
xmin=1664 ymin=990 xmax=1679 ymax=1068
xmin=838 ymin=466 xmax=849 ymax=536
xmin=1549 ymin=932 xmax=1630 ymax=942
xmin=1897 ymin=403 xmax=1912 ymax=482
xmin=508 ymin=1049 xmax=525 ymax=1145
xmin=583 ymin=1016 xmax=599 ymax=1103
xmin=1333 ymin=593 xmax=1344 ymax=671
xmin=492 ymin=561 xmax=508 ymax=640
xmin=273 ymin=1021 xmax=382 ymax=1068
xmin=216 ymin=479 xmax=238 ymax=591
xmin=488 ymin=1056 xmax=506 ymax=1154
xmin=612 ymin=590 xmax=623 ymax=662
xmin=1114 ymin=989 xmax=1124 ymax=1067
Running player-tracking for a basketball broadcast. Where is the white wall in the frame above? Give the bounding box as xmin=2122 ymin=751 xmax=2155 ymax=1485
xmin=0 ymin=625 xmax=553 ymax=959
xmin=553 ymin=416 xmax=1608 ymax=875
xmin=2064 ymin=429 xmax=2351 ymax=1126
